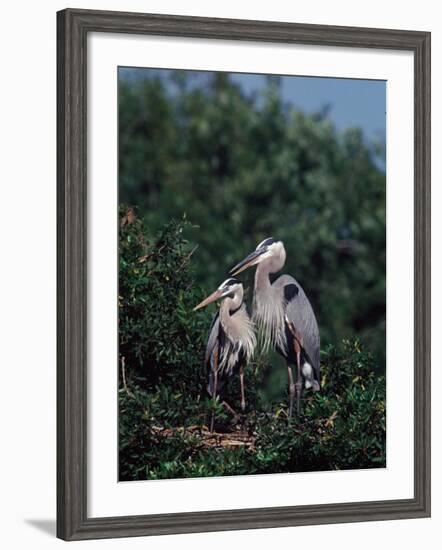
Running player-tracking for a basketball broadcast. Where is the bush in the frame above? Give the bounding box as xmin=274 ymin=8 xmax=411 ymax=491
xmin=118 ymin=206 xmax=386 ymax=481
xmin=119 ymin=204 xmax=209 ymax=389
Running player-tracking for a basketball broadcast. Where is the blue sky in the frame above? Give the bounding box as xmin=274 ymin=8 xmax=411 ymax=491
xmin=232 ymin=73 xmax=386 ymax=143
xmin=120 ymin=67 xmax=386 ymax=151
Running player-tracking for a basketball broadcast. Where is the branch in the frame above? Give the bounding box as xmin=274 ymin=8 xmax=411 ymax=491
xmin=120 ymin=356 xmax=135 ymax=399
xmin=176 ymin=244 xmax=198 ymax=272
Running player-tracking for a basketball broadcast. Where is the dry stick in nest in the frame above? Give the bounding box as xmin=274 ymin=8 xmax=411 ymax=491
xmin=151 ymin=425 xmax=256 ymax=451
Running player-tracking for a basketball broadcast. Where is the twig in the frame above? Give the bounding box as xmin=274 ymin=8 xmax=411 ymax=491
xmin=176 ymin=244 xmax=198 ymax=273
xmin=121 ymin=356 xmax=134 ymax=398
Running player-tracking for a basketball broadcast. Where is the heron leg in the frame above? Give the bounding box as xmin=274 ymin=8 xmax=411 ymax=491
xmin=295 ymin=352 xmax=302 ymax=416
xmin=294 ymin=330 xmax=303 ymax=416
xmin=239 ymin=365 xmax=247 ymax=431
xmin=210 ymin=350 xmax=219 ymax=433
xmin=287 ymin=365 xmax=295 ymax=419
xmin=240 ymin=365 xmax=246 ymax=413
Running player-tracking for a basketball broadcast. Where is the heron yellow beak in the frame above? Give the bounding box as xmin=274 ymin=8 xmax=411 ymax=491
xmin=193 ymin=289 xmax=224 ymax=311
xmin=229 ymin=249 xmax=266 ymax=276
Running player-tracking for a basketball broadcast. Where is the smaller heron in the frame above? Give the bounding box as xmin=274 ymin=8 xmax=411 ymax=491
xmin=194 ymin=278 xmax=256 ymax=431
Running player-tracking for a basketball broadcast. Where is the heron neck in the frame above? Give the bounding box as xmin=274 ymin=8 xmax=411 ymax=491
xmin=221 ymin=290 xmax=243 ymax=317
xmin=252 ymin=259 xmax=286 ymax=353
xmin=219 ymin=292 xmax=243 ymax=335
xmin=255 ymin=261 xmax=273 ymax=294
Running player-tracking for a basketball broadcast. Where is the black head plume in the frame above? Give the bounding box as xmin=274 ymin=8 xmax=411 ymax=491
xmin=256 ymin=237 xmax=276 ymax=250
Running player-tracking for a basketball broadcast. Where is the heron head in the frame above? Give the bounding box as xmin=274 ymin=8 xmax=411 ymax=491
xmin=230 ymin=238 xmax=285 ymax=276
xmin=193 ymin=278 xmax=242 ymax=311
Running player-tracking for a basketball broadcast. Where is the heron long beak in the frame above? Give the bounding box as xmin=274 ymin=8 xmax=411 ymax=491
xmin=229 ymin=248 xmax=267 ymax=276
xmin=193 ymin=289 xmax=224 ymax=311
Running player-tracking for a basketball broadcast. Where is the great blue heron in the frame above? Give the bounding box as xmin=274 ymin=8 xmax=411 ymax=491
xmin=230 ymin=238 xmax=320 ymax=417
xmin=194 ymin=278 xmax=256 ymax=431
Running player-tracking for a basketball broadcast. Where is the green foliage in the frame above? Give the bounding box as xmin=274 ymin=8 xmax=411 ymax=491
xmin=250 ymin=341 xmax=386 ymax=473
xmin=119 ymin=205 xmax=209 ymax=388
xmin=119 ymin=71 xmax=386 ymax=365
xmin=118 ymin=211 xmax=385 ymax=481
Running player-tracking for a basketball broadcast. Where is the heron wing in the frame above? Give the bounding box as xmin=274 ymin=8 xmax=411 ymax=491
xmin=205 ymin=312 xmax=220 ymax=367
xmin=274 ymin=274 xmax=320 ymax=379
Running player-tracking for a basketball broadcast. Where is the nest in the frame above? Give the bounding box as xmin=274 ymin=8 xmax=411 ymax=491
xmin=151 ymin=424 xmax=256 ymax=451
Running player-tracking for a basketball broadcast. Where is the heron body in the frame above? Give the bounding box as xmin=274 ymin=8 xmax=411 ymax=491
xmin=194 ymin=278 xmax=256 ymax=428
xmin=253 ymin=270 xmax=320 ymax=391
xmin=231 ymin=238 xmax=320 ymax=416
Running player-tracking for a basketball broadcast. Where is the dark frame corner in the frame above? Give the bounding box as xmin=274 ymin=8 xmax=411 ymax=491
xmin=57 ymin=8 xmax=431 ymax=541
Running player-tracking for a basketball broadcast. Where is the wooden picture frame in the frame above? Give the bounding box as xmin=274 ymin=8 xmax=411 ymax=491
xmin=57 ymin=8 xmax=431 ymax=541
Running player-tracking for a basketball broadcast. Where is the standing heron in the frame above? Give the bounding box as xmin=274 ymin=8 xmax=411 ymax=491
xmin=194 ymin=278 xmax=256 ymax=431
xmin=230 ymin=238 xmax=320 ymax=417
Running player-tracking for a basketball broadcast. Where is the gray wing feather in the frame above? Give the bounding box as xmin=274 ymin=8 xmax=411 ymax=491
xmin=274 ymin=274 xmax=320 ymax=378
xmin=205 ymin=313 xmax=220 ymax=366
